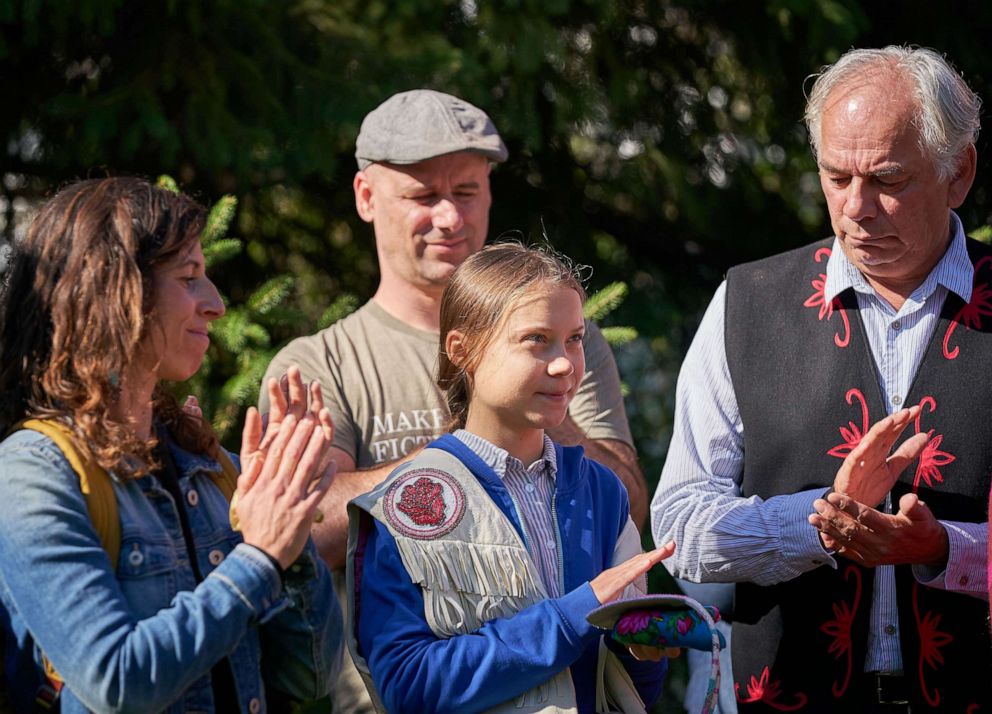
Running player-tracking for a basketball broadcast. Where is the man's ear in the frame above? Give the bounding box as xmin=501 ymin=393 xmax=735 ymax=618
xmin=354 ymin=170 xmax=375 ymax=223
xmin=445 ymin=330 xmax=467 ymax=369
xmin=948 ymin=144 xmax=977 ymax=209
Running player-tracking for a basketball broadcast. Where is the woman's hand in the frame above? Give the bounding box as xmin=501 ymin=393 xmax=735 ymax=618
xmin=182 ymin=395 xmax=203 ymax=421
xmin=236 ymin=412 xmax=337 ymax=569
xmin=590 ymin=541 xmax=676 ymax=605
xmin=242 ymin=366 xmax=335 ymax=491
xmin=257 ymin=365 xmax=334 ymax=455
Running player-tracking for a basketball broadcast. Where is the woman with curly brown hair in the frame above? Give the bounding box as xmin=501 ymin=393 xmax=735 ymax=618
xmin=0 ymin=177 xmax=341 ymax=713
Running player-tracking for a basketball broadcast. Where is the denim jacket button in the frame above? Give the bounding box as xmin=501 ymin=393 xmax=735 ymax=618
xmin=208 ymin=549 xmax=224 ymax=566
xmin=249 ymin=697 xmax=262 ymax=713
xmin=128 ymin=546 xmax=144 ymax=567
xmin=186 ymin=489 xmax=199 ymax=507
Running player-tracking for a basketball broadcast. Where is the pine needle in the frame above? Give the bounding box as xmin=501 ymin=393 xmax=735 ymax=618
xmin=584 ymin=282 xmax=628 ymax=321
xmin=156 ymin=175 xmax=180 ymax=194
xmin=247 ymin=276 xmax=293 ymax=316
xmin=970 ymin=225 xmax=992 ymax=245
xmin=203 ymin=238 xmax=242 ymax=267
xmin=203 ymin=195 xmax=238 ymax=245
xmin=601 ymin=326 xmax=638 ymax=346
xmin=318 ymin=293 xmax=360 ymax=329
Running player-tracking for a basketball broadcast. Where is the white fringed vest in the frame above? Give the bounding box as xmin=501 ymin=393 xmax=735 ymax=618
xmin=345 ymin=447 xmax=646 ymax=713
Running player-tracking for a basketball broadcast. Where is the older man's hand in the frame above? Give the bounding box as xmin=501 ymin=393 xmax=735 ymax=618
xmin=808 ymin=491 xmax=949 ymax=568
xmin=832 ymin=406 xmax=928 ymax=508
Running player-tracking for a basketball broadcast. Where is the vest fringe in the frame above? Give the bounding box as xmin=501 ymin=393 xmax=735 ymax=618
xmin=394 ymin=537 xmax=542 ymax=599
xmin=394 ymin=537 xmax=545 ymax=638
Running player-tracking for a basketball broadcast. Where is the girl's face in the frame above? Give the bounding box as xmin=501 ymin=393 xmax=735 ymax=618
xmin=136 ymin=240 xmax=225 ymax=383
xmin=459 ymin=284 xmax=585 ymax=451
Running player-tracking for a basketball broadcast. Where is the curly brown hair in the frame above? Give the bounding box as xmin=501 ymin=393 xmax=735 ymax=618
xmin=437 ymin=241 xmax=586 ymax=431
xmin=0 ymin=177 xmax=219 ymax=477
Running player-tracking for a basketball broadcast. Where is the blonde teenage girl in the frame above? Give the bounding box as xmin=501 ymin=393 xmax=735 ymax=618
xmin=346 ymin=242 xmax=675 ymax=714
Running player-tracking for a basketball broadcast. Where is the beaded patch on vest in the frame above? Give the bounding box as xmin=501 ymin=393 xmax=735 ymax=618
xmin=383 ymin=468 xmax=466 ymax=539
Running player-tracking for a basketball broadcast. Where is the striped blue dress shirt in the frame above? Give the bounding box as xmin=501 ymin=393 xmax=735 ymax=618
xmin=454 ymin=430 xmax=562 ymax=597
xmin=651 ymin=212 xmax=988 ymax=675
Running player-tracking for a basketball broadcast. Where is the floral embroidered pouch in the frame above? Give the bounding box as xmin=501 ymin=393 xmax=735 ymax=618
xmin=587 ymin=594 xmax=727 ymax=651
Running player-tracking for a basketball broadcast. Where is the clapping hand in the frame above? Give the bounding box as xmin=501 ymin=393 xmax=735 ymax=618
xmin=234 ymin=366 xmax=338 ymax=569
xmin=831 ymin=406 xmax=928 ymax=508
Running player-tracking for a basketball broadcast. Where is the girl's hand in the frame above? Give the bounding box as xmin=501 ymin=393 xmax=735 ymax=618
xmin=628 ymin=644 xmax=680 ymax=661
xmin=589 ymin=541 xmax=676 ymax=605
xmin=236 ymin=412 xmax=337 ymax=569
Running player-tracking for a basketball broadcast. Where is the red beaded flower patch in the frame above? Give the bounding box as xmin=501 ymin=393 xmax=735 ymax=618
xmin=383 ymin=468 xmax=466 ymax=539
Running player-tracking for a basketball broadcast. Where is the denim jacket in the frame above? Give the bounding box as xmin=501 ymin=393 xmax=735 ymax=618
xmin=0 ymin=428 xmax=341 ymax=713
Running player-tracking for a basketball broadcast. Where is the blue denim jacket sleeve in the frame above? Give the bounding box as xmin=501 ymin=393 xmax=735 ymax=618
xmin=221 ymin=449 xmax=342 ymax=700
xmin=259 ymin=539 xmax=342 ymax=699
xmin=0 ymin=430 xmax=338 ymax=712
xmin=358 ymin=519 xmax=603 ymax=714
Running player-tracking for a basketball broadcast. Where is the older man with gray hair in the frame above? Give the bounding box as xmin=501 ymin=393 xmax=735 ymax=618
xmin=652 ymin=46 xmax=990 ymax=712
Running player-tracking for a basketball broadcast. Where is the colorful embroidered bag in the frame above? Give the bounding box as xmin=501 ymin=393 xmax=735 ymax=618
xmin=588 ymin=594 xmax=726 ymax=714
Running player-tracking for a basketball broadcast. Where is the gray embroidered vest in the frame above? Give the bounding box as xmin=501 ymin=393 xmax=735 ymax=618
xmin=723 ymin=237 xmax=992 ymax=712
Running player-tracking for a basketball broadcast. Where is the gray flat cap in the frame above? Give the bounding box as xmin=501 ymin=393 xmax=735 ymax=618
xmin=355 ymin=89 xmax=508 ymax=169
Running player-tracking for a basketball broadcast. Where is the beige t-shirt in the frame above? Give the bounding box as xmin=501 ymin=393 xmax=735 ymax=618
xmin=260 ymin=299 xmax=633 ymax=467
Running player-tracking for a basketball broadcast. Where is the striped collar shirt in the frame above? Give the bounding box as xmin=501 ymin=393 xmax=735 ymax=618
xmin=822 ymin=213 xmax=972 ymax=674
xmin=453 ymin=430 xmax=562 ymax=597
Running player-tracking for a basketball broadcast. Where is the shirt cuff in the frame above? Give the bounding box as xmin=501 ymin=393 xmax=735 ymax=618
xmin=780 ymin=488 xmax=837 ymax=571
xmin=912 ymin=520 xmax=987 ymax=597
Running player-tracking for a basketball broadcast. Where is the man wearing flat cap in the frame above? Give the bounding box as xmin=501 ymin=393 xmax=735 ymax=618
xmin=261 ymin=89 xmax=647 ymax=712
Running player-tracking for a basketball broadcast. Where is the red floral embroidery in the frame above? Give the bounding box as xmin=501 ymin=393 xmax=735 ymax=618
xmin=827 ymin=388 xmax=869 ymax=459
xmin=912 ymin=396 xmax=955 ymax=492
xmin=820 ymin=565 xmax=862 ymax=697
xmin=735 ymin=666 xmax=808 ymax=710
xmin=803 ymin=247 xmax=852 ymax=348
xmin=943 ymin=255 xmax=992 ymax=359
xmin=966 ymin=705 xmax=980 ymax=713
xmin=913 ymin=582 xmax=953 ymax=708
xmin=396 ymin=477 xmax=447 ymax=526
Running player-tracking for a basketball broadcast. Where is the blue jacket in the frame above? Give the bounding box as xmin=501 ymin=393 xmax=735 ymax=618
xmin=354 ymin=434 xmax=666 ymax=714
xmin=0 ymin=428 xmax=341 ymax=714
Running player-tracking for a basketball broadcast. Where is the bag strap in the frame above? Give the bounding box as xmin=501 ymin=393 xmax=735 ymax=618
xmin=211 ymin=448 xmax=239 ymax=501
xmin=13 ymin=418 xmax=111 ymax=706
xmin=18 ymin=419 xmax=121 ymax=567
xmin=16 ymin=418 xmax=240 ymax=558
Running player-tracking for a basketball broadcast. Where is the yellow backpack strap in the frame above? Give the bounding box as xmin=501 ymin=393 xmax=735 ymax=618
xmin=209 ymin=448 xmax=239 ymax=502
xmin=13 ymin=419 xmax=118 ymax=704
xmin=209 ymin=448 xmax=243 ymax=532
xmin=210 ymin=447 xmax=238 ymax=502
xmin=17 ymin=419 xmax=121 ymax=568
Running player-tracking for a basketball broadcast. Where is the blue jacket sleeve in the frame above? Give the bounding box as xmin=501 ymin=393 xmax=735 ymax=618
xmin=358 ymin=520 xmax=603 ymax=714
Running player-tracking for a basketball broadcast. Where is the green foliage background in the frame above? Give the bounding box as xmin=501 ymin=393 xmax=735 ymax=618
xmin=5 ymin=2 xmax=992 ymax=708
